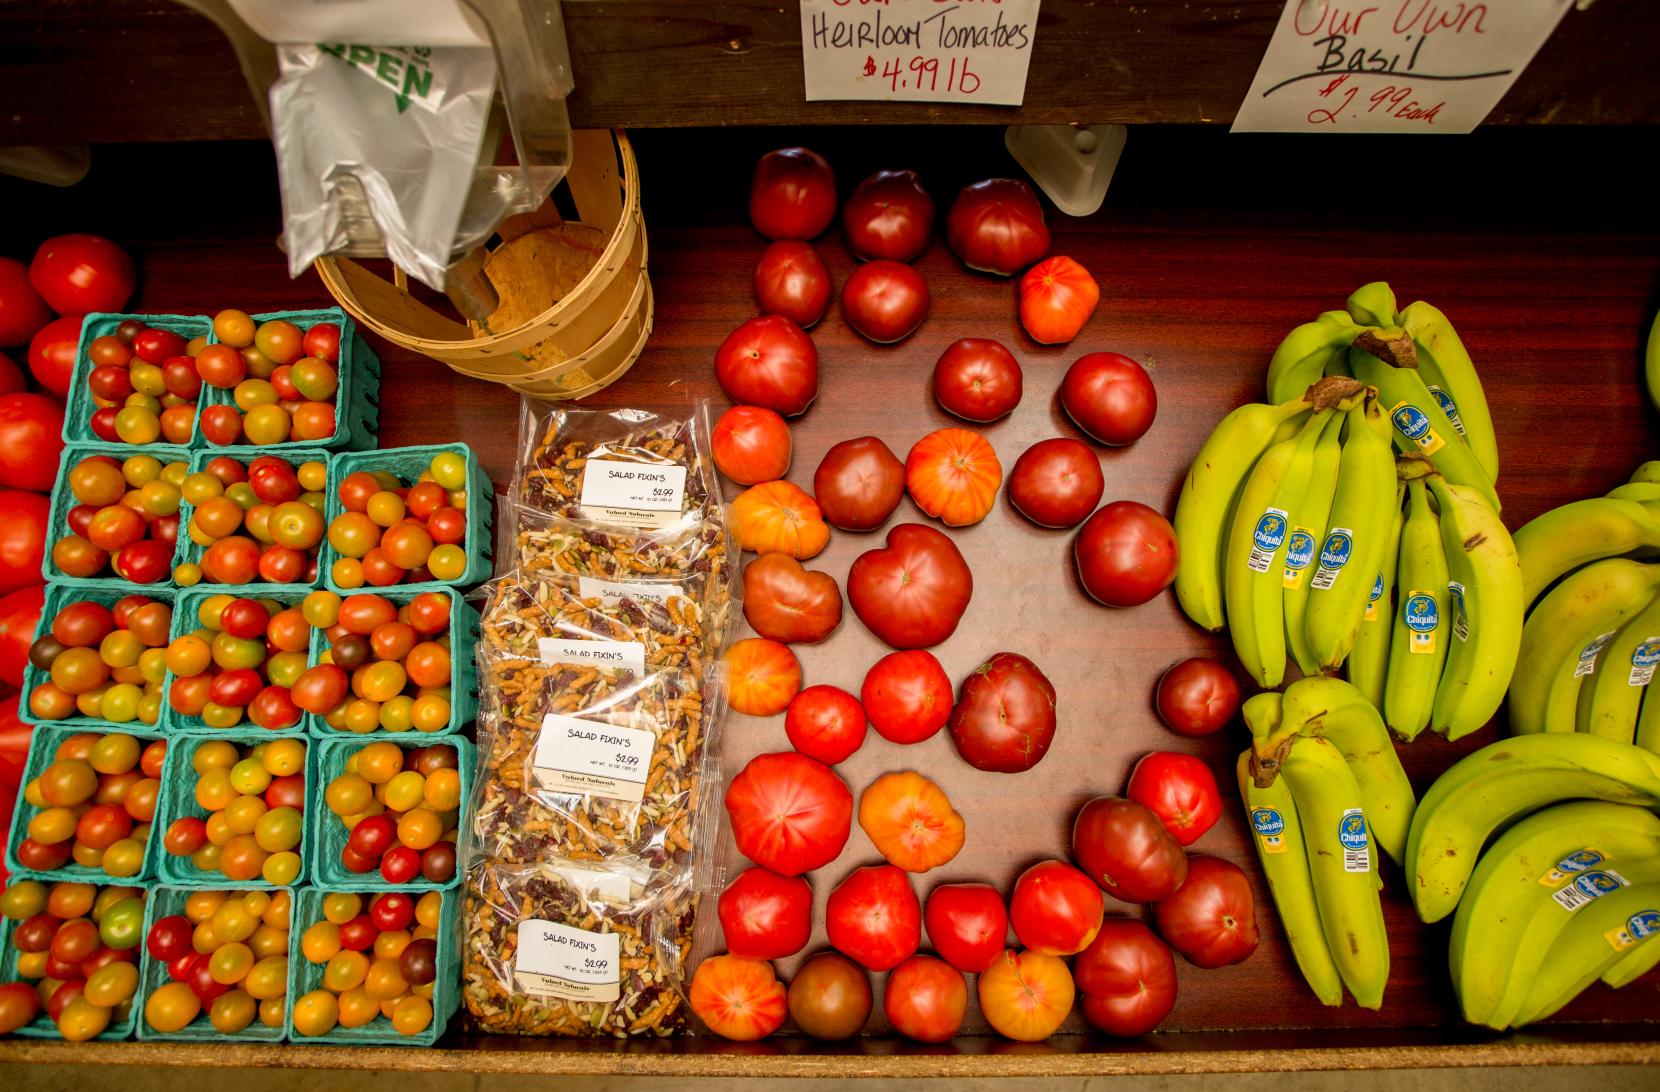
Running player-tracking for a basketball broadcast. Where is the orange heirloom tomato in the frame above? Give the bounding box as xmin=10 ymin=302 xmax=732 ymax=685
xmin=730 ymin=481 xmax=830 ymax=560
xmin=689 ymin=954 xmax=787 ymax=1042
xmin=725 ymin=638 xmax=801 ymax=717
xmin=905 ymin=428 xmax=1002 ymax=528
xmin=857 ymin=770 xmax=965 ymax=873
xmin=977 ymin=949 xmax=1075 ymax=1042
xmin=1019 ymin=255 xmax=1100 ymax=345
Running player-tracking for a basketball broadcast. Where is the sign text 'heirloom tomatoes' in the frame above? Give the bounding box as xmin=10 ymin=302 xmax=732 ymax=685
xmin=847 ymin=524 xmax=973 ymax=649
xmin=814 ymin=436 xmax=906 ymax=532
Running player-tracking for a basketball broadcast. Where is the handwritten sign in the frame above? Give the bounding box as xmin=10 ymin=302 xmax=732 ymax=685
xmin=1232 ymin=0 xmax=1573 ymax=133
xmin=799 ymin=0 xmax=1041 ymax=106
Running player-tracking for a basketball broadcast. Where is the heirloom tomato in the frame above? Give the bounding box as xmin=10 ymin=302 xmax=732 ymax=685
xmin=714 ymin=315 xmax=819 ymax=417
xmin=725 ymin=637 xmax=801 ymax=716
xmin=690 ymin=954 xmax=787 ymax=1041
xmin=857 ymin=770 xmax=964 ymax=873
xmin=1007 ymin=438 xmax=1103 ymax=530
xmin=977 ymin=949 xmax=1074 ymax=1042
xmin=1152 ymin=855 xmax=1259 ymax=968
xmin=714 ymin=404 xmax=792 ymax=486
xmin=0 ymin=392 xmax=66 ymax=492
xmin=1155 ymin=658 xmax=1241 ymax=737
xmin=0 ymin=490 xmax=49 ymax=594
xmin=749 ymin=147 xmax=836 ymax=241
xmin=0 ymin=258 xmax=51 ymax=347
xmin=1074 ymin=919 xmax=1178 ymax=1036
xmin=884 ymin=954 xmax=966 ymax=1043
xmin=945 ymin=179 xmax=1050 ymax=276
xmin=842 ymin=170 xmax=934 ymax=262
xmin=29 ymin=235 xmax=134 ymax=314
xmin=812 ymin=436 xmax=905 ymax=532
xmin=1019 ymin=256 xmax=1099 ymax=345
xmin=932 ymin=338 xmax=1022 ymax=423
xmin=26 ymin=315 xmax=83 ymax=398
xmin=1071 ymin=796 xmax=1187 ymax=904
xmin=924 ymin=883 xmax=1007 ymax=973
xmin=841 ymin=260 xmax=928 ymax=345
xmin=1074 ymin=501 xmax=1179 ymax=608
xmin=724 ymin=751 xmax=852 ymax=876
xmin=860 ymin=650 xmax=952 ymax=744
xmin=730 ymin=480 xmax=830 ymax=560
xmin=905 ymin=428 xmax=1001 ymax=527
xmin=1009 ymin=860 xmax=1105 ymax=956
xmin=1061 ymin=352 xmax=1157 ymax=447
xmin=753 ymin=240 xmax=832 ymax=328
xmin=847 ymin=524 xmax=971 ymax=649
xmin=788 ymin=951 xmax=871 ymax=1041
xmin=784 ymin=684 xmax=867 ymax=765
xmin=825 ymin=864 xmax=920 ymax=972
xmin=947 ymin=652 xmax=1057 ymax=773
xmin=717 ymin=866 xmax=812 ymax=960
xmin=741 ymin=552 xmax=842 ymax=644
xmin=1126 ymin=751 xmax=1221 ymax=846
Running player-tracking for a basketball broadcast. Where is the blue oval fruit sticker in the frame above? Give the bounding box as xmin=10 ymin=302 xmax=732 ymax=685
xmin=1404 ymin=591 xmax=1439 ymax=653
xmin=1254 ymin=511 xmax=1287 ymax=552
xmin=1338 ymin=808 xmax=1369 ymax=872
xmin=1389 ymin=401 xmax=1445 ymax=455
xmin=1320 ymin=530 xmax=1353 ymax=570
xmin=1629 ymin=910 xmax=1660 ymax=940
xmin=1285 ymin=530 xmax=1315 ymax=570
xmin=1251 ymin=807 xmax=1285 ymax=838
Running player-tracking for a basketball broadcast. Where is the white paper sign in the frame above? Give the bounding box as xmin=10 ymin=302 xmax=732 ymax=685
xmin=533 ymin=713 xmax=656 ymax=802
xmin=1232 ymin=0 xmax=1573 ymax=133
xmin=579 ymin=459 xmax=686 ymax=528
xmin=799 ymin=0 xmax=1041 ymax=106
xmin=514 ymin=919 xmax=622 ymax=1002
xmin=537 ymin=637 xmax=647 ymax=676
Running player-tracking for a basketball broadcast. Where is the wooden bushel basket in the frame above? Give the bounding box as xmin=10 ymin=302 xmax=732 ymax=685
xmin=314 ymin=129 xmax=650 ymax=400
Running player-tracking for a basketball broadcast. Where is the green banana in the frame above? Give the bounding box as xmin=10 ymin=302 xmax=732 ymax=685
xmin=1607 ymin=481 xmax=1660 ymax=503
xmin=1603 ymin=918 xmax=1660 ymax=988
xmin=1224 ymin=411 xmax=1332 ymax=688
xmin=1173 ymin=379 xmax=1358 ymax=632
xmin=1575 ymin=587 xmax=1660 ymax=742
xmin=1639 ymin=682 xmax=1660 ymax=755
xmin=1265 ymin=311 xmax=1361 ymax=405
xmin=1383 ymin=475 xmax=1448 ymax=741
xmin=1447 ymin=800 xmax=1660 ymax=1026
xmin=1398 ymin=299 xmax=1499 ymax=484
xmin=1237 ymin=749 xmax=1344 ymax=1007
xmin=1513 ymin=496 xmax=1660 ymax=612
xmin=1307 ymin=397 xmax=1397 ymax=673
xmin=1510 ymin=559 xmax=1660 ymax=736
xmin=1285 ymin=413 xmax=1345 ymax=676
xmin=1646 ymin=308 xmax=1660 ymax=416
xmin=1278 ymin=735 xmax=1389 ymax=1009
xmin=1404 ymin=733 xmax=1660 ymax=922
xmin=1426 ymin=475 xmax=1523 ymax=741
xmin=1347 ymin=333 xmax=1500 ymax=512
xmin=1345 ymin=484 xmax=1405 ymax=709
xmin=1506 ymin=880 xmax=1660 ymax=1027
xmin=1632 ymin=461 xmax=1660 ymax=485
xmin=1346 ymin=281 xmax=1399 ymax=328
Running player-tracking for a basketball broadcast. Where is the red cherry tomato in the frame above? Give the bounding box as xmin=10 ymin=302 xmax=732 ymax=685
xmin=369 ymin=892 xmax=415 ymax=932
xmin=29 ymin=234 xmax=135 ymax=314
xmin=1074 ymin=501 xmax=1179 ymax=608
xmin=1155 ymin=658 xmax=1242 ymax=737
xmin=348 ymin=814 xmax=397 ymax=858
xmin=1019 ymin=256 xmax=1100 ymax=345
xmin=1126 ymin=751 xmax=1222 ymax=847
xmin=932 ymin=338 xmax=1023 ymax=423
xmin=379 ymin=845 xmax=422 ymax=884
xmin=1061 ymin=352 xmax=1158 ymax=446
xmin=944 ymin=178 xmax=1050 ymax=276
xmin=840 ymin=260 xmax=928 ymax=345
xmin=753 ymin=240 xmax=832 ymax=329
xmin=749 ymin=147 xmax=836 ymax=241
xmin=860 ymin=650 xmax=951 ymax=745
xmin=146 ymin=914 xmax=195 ymax=962
xmin=1007 ymin=438 xmax=1104 ymax=530
xmin=923 ymin=883 xmax=1008 ymax=973
xmin=842 ymin=170 xmax=935 ymax=262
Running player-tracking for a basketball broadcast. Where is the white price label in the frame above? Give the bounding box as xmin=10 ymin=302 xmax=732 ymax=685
xmin=577 ymin=576 xmax=687 ymax=610
xmin=514 ymin=920 xmax=621 ymax=1002
xmin=798 ymin=0 xmax=1040 ymax=106
xmin=579 ymin=459 xmax=687 ymax=528
xmin=1551 ymin=869 xmax=1627 ymax=912
xmin=537 ymin=637 xmax=647 ymax=676
xmin=532 ymin=713 xmax=655 ymax=803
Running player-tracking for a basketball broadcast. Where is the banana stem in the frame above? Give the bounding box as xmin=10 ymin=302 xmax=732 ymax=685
xmin=1354 ymin=329 xmax=1419 ymax=369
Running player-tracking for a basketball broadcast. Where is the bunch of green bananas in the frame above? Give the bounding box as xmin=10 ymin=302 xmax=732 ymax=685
xmin=1508 ymin=465 xmax=1660 ymax=745
xmin=1236 ymin=676 xmax=1415 ymax=1009
xmin=1406 ymin=733 xmax=1660 ymax=1027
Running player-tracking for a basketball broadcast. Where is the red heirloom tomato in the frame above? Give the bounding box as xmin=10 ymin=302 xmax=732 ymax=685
xmin=1153 ymin=855 xmax=1259 ymax=968
xmin=717 ymin=866 xmax=813 ymax=960
xmin=0 ymin=490 xmax=48 ymax=594
xmin=947 ymin=651 xmax=1057 ymax=773
xmin=826 ymin=864 xmax=921 ymax=971
xmin=905 ymin=428 xmax=1001 ymax=528
xmin=725 ymin=637 xmax=802 ymax=716
xmin=0 ymin=352 xmax=25 ymax=395
xmin=1071 ymin=796 xmax=1188 ymax=904
xmin=690 ymin=954 xmax=788 ymax=1041
xmin=788 ymin=952 xmax=872 ymax=1041
xmin=753 ymin=240 xmax=832 ymax=328
xmin=0 ymin=695 xmax=31 ymax=787
xmin=27 ymin=314 xmax=84 ymax=398
xmin=1074 ymin=501 xmax=1179 ymax=608
xmin=945 ymin=179 xmax=1050 ymax=276
xmin=1019 ymin=256 xmax=1100 ymax=345
xmin=847 ymin=524 xmax=972 ymax=649
xmin=1061 ymin=352 xmax=1157 ymax=446
xmin=0 ymin=392 xmax=65 ymax=493
xmin=1009 ymin=860 xmax=1105 ymax=956
xmin=1074 ymin=919 xmax=1179 ymax=1037
xmin=29 ymin=235 xmax=135 ymax=314
xmin=1007 ymin=438 xmax=1104 ymax=530
xmin=0 ymin=582 xmax=45 ymax=687
xmin=785 ymin=685 xmax=867 ymax=765
xmin=813 ymin=436 xmax=905 ymax=532
xmin=861 ymin=650 xmax=952 ymax=744
xmin=1127 ymin=752 xmax=1221 ymax=846
xmin=857 ymin=770 xmax=964 ymax=873
xmin=741 ymin=552 xmax=842 ymax=644
xmin=932 ymin=338 xmax=1022 ymax=423
xmin=749 ymin=147 xmax=837 ymax=241
xmin=1155 ymin=659 xmax=1242 ymax=737
xmin=885 ymin=954 xmax=966 ymax=1043
xmin=841 ymin=260 xmax=928 ymax=345
xmin=843 ymin=170 xmax=935 ymax=262
xmin=724 ymin=751 xmax=853 ymax=876
xmin=0 ymin=258 xmax=52 ymax=347
xmin=714 ymin=315 xmax=819 ymax=417
xmin=977 ymin=949 xmax=1074 ymax=1042
xmin=924 ymin=883 xmax=1008 ymax=973
xmin=713 ymin=405 xmax=792 ymax=485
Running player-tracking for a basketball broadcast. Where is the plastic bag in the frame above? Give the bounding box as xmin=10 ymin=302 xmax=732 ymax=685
xmin=461 ymin=858 xmax=695 ymax=1037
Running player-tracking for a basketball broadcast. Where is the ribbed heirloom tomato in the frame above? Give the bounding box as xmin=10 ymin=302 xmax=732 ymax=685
xmin=905 ymin=428 xmax=1002 ymax=527
xmin=716 ymin=866 xmax=812 ymax=960
xmin=741 ymin=552 xmax=841 ymax=645
xmin=825 ymin=864 xmax=921 ymax=972
xmin=977 ymin=949 xmax=1075 ymax=1042
xmin=1019 ymin=256 xmax=1100 ymax=345
xmin=724 ymin=637 xmax=801 ymax=716
xmin=812 ymin=436 xmax=905 ymax=532
xmin=945 ymin=178 xmax=1050 ymax=275
xmin=723 ymin=751 xmax=852 ymax=876
xmin=730 ymin=480 xmax=830 ymax=560
xmin=690 ymin=954 xmax=788 ymax=1041
xmin=857 ymin=770 xmax=964 ymax=873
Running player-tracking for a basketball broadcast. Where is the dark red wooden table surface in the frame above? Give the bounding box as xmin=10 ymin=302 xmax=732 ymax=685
xmin=1 ymin=126 xmax=1657 ymax=1071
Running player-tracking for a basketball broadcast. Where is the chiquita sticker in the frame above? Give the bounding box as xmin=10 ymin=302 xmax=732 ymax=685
xmin=1282 ymin=526 xmax=1316 ymax=589
xmin=1309 ymin=528 xmax=1353 ymax=591
xmin=1246 ymin=507 xmax=1289 ymax=574
xmin=1250 ymin=807 xmax=1287 ymax=854
xmin=1628 ymin=638 xmax=1660 ymax=687
xmin=1363 ymin=572 xmax=1384 ymax=621
xmin=1448 ymin=581 xmax=1470 ymax=642
xmin=1575 ymin=631 xmax=1616 ymax=678
xmin=1403 ymin=590 xmax=1439 ymax=654
xmin=1338 ymin=808 xmax=1369 ymax=873
xmin=1427 ymin=386 xmax=1467 ymax=436
xmin=1550 ymin=869 xmax=1627 ymax=912
xmin=1389 ymin=401 xmax=1445 ymax=456
xmin=1540 ymin=848 xmax=1607 ymax=885
xmin=1604 ymin=909 xmax=1660 ymax=953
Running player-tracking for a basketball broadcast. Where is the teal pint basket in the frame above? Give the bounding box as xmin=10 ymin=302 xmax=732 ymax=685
xmin=4 ymin=721 xmax=169 ymax=884
xmin=284 ymin=886 xmax=460 ymax=1046
xmin=309 ymin=735 xmax=472 ymax=892
xmin=162 ymin=585 xmax=316 ymax=737
xmin=62 ymin=313 xmax=214 ymax=448
xmin=153 ymin=732 xmax=314 ymax=888
xmin=1 ymin=886 xmax=148 ymax=1040
xmin=42 ymin=443 xmax=192 ymax=587
xmin=135 ymin=884 xmax=292 ymax=1041
xmin=320 ymin=443 xmax=494 ymax=594
xmin=18 ymin=581 xmax=177 ymax=730
xmin=306 ymin=584 xmax=479 ymax=741
xmin=198 ymin=308 xmax=379 ymax=454
xmin=172 ymin=446 xmax=332 ymax=596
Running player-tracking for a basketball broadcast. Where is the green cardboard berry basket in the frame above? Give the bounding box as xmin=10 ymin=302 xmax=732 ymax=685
xmin=306 ymin=584 xmax=479 ymax=742
xmin=18 ymin=581 xmax=177 ymax=730
xmin=1 ymin=886 xmax=149 ymax=1040
xmin=152 ymin=731 xmax=314 ymax=888
xmin=171 ymin=445 xmax=333 ymax=597
xmin=162 ymin=585 xmax=316 ymax=738
xmin=3 ymin=721 xmax=169 ymax=884
xmin=61 ymin=312 xmax=214 ymax=448
xmin=135 ymin=884 xmax=293 ymax=1041
xmin=319 ymin=443 xmax=494 ymax=594
xmin=284 ymin=885 xmax=460 ymax=1047
xmin=308 ymin=735 xmax=472 ymax=893
xmin=41 ymin=442 xmax=193 ymax=588
xmin=198 ymin=308 xmax=379 ymax=454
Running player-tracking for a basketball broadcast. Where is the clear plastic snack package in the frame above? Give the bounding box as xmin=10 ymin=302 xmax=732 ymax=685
xmin=461 ymin=857 xmax=695 ymax=1037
